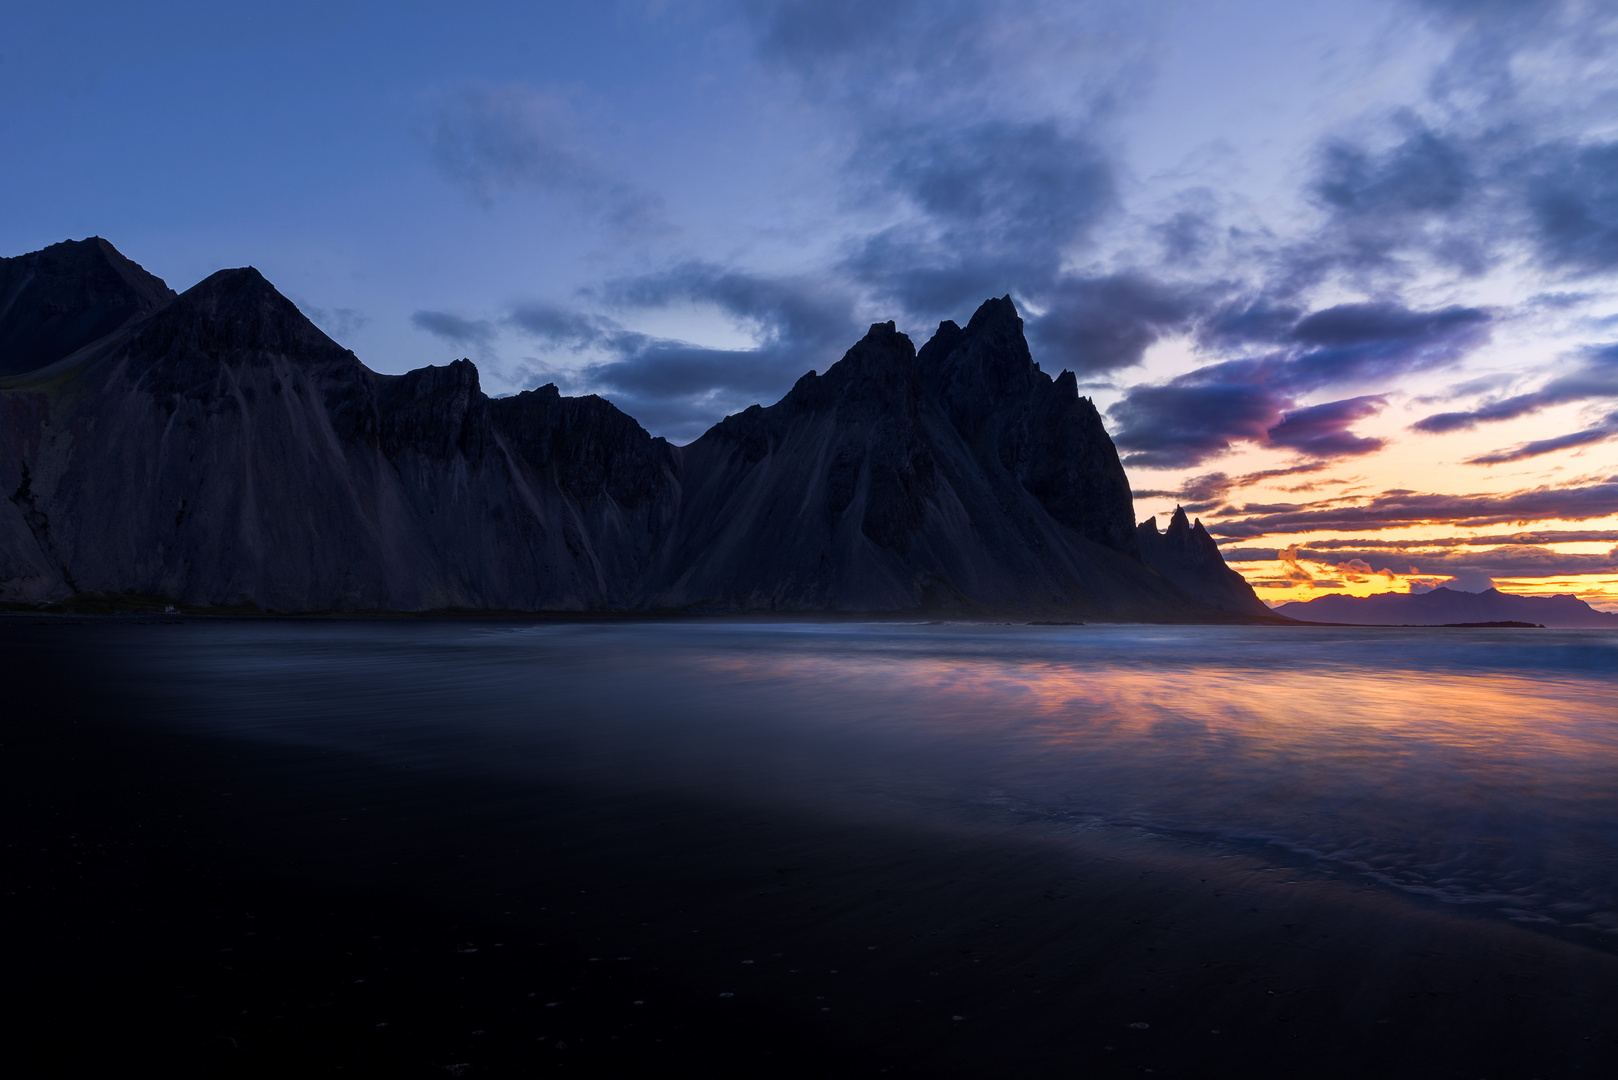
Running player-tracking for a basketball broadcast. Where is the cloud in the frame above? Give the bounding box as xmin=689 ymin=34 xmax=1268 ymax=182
xmin=411 ymin=310 xmax=495 ymax=352
xmin=840 ymin=120 xmax=1118 ymax=320
xmin=1110 ymin=381 xmax=1285 ymax=469
xmin=1314 ymin=129 xmax=1473 ymax=220
xmin=600 ymin=262 xmax=859 ymax=355
xmin=1154 ymin=206 xmax=1218 ymax=263
xmin=1282 ymin=302 xmax=1492 ymax=384
xmin=1527 ymin=141 xmax=1618 ymax=273
xmin=1224 ymin=539 xmax=1618 ymax=583
xmin=880 ymin=121 xmax=1115 ymax=259
xmin=1412 ymin=393 xmax=1550 ymax=433
xmin=505 ymin=302 xmax=616 ymax=351
xmin=424 ymin=83 xmax=664 ymax=227
xmin=1294 ymin=128 xmax=1618 ymax=286
xmin=1253 ymin=0 xmax=1618 ymax=296
xmin=1199 ymin=299 xmax=1306 ymax=350
xmin=1276 ymin=544 xmax=1342 ymax=588
xmin=1133 ymin=462 xmax=1333 ymax=512
xmin=1228 ymin=527 xmax=1618 ymax=553
xmin=1111 ymin=301 xmax=1488 ymax=467
xmin=579 ymin=340 xmax=801 ymax=401
xmin=503 ymin=263 xmax=863 ymax=441
xmin=1443 ymin=569 xmax=1498 ymax=592
xmin=1207 ymin=477 xmax=1618 ymax=537
xmin=1026 ymin=274 xmax=1203 ymax=375
xmin=1408 ymin=0 xmax=1568 ymax=33
xmin=1306 ymin=123 xmax=1489 ymax=277
xmin=302 ymin=305 xmax=369 ymax=344
xmin=1265 ymin=396 xmax=1388 ymax=458
xmin=1465 ymin=410 xmax=1618 ymax=464
xmin=743 ymin=0 xmax=1159 ymax=118
xmin=740 ymin=1 xmax=1194 ymax=377
xmin=409 ymin=0 xmax=1613 ymax=461
xmin=1412 ymin=342 xmax=1618 ymax=432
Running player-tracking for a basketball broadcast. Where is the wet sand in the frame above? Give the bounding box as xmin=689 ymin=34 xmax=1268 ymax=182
xmin=3 ymin=618 xmax=1617 ymax=1077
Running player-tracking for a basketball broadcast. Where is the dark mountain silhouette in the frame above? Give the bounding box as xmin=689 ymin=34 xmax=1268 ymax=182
xmin=1137 ymin=507 xmax=1272 ymax=617
xmin=1275 ymin=588 xmax=1618 ymax=628
xmin=0 ymin=238 xmax=176 ymax=377
xmin=0 ymin=239 xmax=1268 ymax=619
xmin=656 ymin=303 xmax=1188 ymax=614
xmin=2 ymin=264 xmax=679 ymax=611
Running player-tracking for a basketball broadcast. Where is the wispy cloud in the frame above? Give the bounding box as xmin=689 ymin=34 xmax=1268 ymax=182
xmin=1208 ymin=477 xmax=1618 ymax=538
xmin=410 ymin=310 xmax=495 ymax=354
xmin=1223 ymin=540 xmax=1618 ymax=585
xmin=302 ymin=305 xmax=369 ymax=344
xmin=499 ymin=263 xmax=863 ymax=441
xmin=424 ymin=83 xmax=665 ymax=229
xmin=1465 ymin=410 xmax=1618 ymax=464
xmin=1412 ymin=342 xmax=1618 ymax=432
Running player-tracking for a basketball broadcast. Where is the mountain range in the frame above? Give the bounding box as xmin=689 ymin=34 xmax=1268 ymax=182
xmin=0 ymin=237 xmax=1273 ymax=619
xmin=1275 ymin=588 xmax=1618 ymax=629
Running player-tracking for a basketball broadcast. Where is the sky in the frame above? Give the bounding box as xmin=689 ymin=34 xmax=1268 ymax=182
xmin=3 ymin=0 xmax=1616 ymax=609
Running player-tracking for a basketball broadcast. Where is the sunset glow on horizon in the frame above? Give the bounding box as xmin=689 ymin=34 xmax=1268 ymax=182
xmin=1127 ymin=345 xmax=1618 ymax=609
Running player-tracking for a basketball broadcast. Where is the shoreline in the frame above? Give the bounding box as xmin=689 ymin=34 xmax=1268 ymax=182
xmin=4 ymin=624 xmax=1617 ymax=1076
xmin=0 ymin=598 xmax=1298 ymax=625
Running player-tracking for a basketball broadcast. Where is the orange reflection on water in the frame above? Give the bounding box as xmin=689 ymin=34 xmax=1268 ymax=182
xmin=696 ymin=648 xmax=1618 ymax=834
xmin=706 ymin=650 xmax=1615 ymax=757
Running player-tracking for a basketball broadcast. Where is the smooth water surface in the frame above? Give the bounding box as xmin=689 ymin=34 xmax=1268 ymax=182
xmin=101 ymin=619 xmax=1618 ymax=938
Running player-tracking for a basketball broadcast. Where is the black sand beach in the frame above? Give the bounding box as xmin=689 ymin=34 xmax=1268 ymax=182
xmin=4 ymin=617 xmax=1617 ymax=1078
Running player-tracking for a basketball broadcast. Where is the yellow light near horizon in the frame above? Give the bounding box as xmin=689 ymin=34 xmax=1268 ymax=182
xmin=1230 ymin=565 xmax=1618 ymax=611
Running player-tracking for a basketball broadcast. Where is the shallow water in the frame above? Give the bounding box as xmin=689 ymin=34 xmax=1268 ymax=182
xmin=97 ymin=619 xmax=1618 ymax=939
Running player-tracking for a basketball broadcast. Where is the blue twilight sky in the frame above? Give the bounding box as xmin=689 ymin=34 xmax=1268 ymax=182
xmin=4 ymin=0 xmax=1617 ymax=605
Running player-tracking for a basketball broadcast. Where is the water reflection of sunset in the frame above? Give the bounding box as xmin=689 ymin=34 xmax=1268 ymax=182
xmin=693 ymin=630 xmax=1618 ymax=934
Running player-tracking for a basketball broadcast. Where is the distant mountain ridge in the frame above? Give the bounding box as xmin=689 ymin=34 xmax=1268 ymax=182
xmin=1275 ymin=588 xmax=1618 ymax=629
xmin=0 ymin=238 xmax=1270 ymax=619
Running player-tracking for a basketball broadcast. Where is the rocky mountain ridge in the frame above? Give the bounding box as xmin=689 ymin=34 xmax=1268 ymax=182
xmin=0 ymin=238 xmax=1271 ymax=620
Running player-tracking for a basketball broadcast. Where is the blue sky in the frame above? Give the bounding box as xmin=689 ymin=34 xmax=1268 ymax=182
xmin=4 ymin=0 xmax=1617 ymax=604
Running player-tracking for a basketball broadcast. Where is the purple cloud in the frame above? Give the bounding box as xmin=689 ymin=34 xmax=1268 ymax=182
xmin=1266 ymin=396 xmax=1388 ymax=458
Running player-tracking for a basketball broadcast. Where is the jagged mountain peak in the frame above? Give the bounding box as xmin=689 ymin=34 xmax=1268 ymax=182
xmin=738 ymin=318 xmax=919 ymax=428
xmin=1154 ymin=506 xmax=1224 ymax=559
xmin=1164 ymin=505 xmax=1195 ymax=540
xmin=1137 ymin=505 xmax=1272 ymax=617
xmin=839 ymin=319 xmax=914 ymax=369
xmin=922 ymin=295 xmax=1028 ymax=363
xmin=917 ymin=295 xmax=1043 ymax=432
xmin=827 ymin=319 xmax=916 ymax=382
xmin=962 ymin=294 xmax=1020 ymax=334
